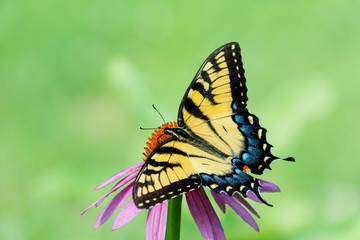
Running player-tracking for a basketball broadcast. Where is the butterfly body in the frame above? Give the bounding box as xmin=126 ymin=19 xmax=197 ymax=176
xmin=165 ymin=127 xmax=228 ymax=159
xmin=133 ymin=42 xmax=294 ymax=209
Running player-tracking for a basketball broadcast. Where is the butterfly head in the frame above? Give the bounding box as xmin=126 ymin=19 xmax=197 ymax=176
xmin=164 ymin=127 xmax=191 ymax=141
xmin=142 ymin=122 xmax=178 ymax=161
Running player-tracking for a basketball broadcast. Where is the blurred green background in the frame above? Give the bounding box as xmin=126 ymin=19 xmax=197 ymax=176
xmin=1 ymin=0 xmax=359 ymax=239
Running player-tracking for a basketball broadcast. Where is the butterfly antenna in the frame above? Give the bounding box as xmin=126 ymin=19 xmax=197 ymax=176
xmin=140 ymin=127 xmax=157 ymax=130
xmin=152 ymin=104 xmax=166 ymax=124
xmin=139 ymin=105 xmax=166 ymax=130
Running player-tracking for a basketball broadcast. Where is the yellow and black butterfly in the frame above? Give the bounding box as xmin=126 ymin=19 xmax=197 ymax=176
xmin=133 ymin=42 xmax=294 ymax=209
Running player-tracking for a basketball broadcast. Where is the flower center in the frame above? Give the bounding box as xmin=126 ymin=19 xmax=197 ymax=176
xmin=143 ymin=122 xmax=178 ymax=161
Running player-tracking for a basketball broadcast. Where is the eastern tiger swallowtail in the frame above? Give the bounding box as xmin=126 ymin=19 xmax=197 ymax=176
xmin=133 ymin=42 xmax=294 ymax=209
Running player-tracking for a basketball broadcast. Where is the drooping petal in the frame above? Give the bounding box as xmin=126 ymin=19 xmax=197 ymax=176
xmin=146 ymin=202 xmax=168 ymax=240
xmin=95 ymin=162 xmax=144 ymax=190
xmin=81 ymin=200 xmax=98 ymax=215
xmin=218 ymin=193 xmax=259 ymax=232
xmin=233 ymin=193 xmax=260 ymax=218
xmin=94 ymin=182 xmax=134 ymax=229
xmin=95 ymin=171 xmax=139 ymax=207
xmin=112 ymin=199 xmax=142 ymax=230
xmin=259 ymin=179 xmax=280 ymax=193
xmin=186 ymin=188 xmax=226 ymax=240
xmin=81 ymin=167 xmax=141 ymax=215
xmin=247 ymin=191 xmax=263 ymax=203
xmin=211 ymin=192 xmax=226 ymax=213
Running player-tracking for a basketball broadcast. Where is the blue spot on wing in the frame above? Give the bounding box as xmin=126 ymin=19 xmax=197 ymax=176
xmin=241 ymin=146 xmax=262 ymax=165
xmin=248 ymin=137 xmax=260 ymax=147
xmin=248 ymin=146 xmax=261 ymax=159
xmin=232 ymin=101 xmax=243 ymax=112
xmin=232 ymin=158 xmax=244 ymax=167
xmin=225 ymin=176 xmax=237 ymax=185
xmin=233 ymin=169 xmax=251 ymax=183
xmin=240 ymin=124 xmax=253 ymax=135
xmin=234 ymin=114 xmax=246 ymax=124
xmin=201 ymin=174 xmax=213 ymax=184
xmin=213 ymin=175 xmax=227 ymax=186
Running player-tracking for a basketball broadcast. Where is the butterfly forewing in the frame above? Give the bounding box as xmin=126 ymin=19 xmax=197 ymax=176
xmin=133 ymin=140 xmax=201 ymax=209
xmin=178 ymin=42 xmax=248 ymax=126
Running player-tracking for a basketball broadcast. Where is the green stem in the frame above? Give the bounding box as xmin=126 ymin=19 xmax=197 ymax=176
xmin=165 ymin=195 xmax=182 ymax=240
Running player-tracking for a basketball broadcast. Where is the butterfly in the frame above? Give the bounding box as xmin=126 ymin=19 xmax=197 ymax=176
xmin=133 ymin=42 xmax=294 ymax=209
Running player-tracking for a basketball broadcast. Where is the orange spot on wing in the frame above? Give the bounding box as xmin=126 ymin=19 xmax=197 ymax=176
xmin=242 ymin=165 xmax=250 ymax=173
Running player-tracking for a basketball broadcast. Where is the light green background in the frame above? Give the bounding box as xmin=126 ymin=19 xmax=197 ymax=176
xmin=1 ymin=0 xmax=359 ymax=239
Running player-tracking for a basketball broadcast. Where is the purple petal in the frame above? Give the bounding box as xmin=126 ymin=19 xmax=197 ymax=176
xmin=81 ymin=200 xmax=98 ymax=215
xmin=233 ymin=193 xmax=260 ymax=218
xmin=95 ymin=162 xmax=144 ymax=190
xmin=246 ymin=180 xmax=279 ymax=204
xmin=259 ymin=179 xmax=280 ymax=193
xmin=186 ymin=188 xmax=225 ymax=240
xmin=112 ymin=199 xmax=142 ymax=230
xmin=81 ymin=166 xmax=142 ymax=215
xmin=247 ymin=191 xmax=263 ymax=203
xmin=95 ymin=171 xmax=139 ymax=207
xmin=211 ymin=192 xmax=226 ymax=213
xmin=146 ymin=202 xmax=168 ymax=240
xmin=218 ymin=193 xmax=259 ymax=232
xmin=94 ymin=182 xmax=134 ymax=229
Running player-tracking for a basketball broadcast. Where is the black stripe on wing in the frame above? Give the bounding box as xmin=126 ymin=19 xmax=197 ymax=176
xmin=184 ymin=98 xmax=209 ymax=121
xmin=133 ymin=140 xmax=201 ymax=209
xmin=178 ymin=42 xmax=248 ymax=125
